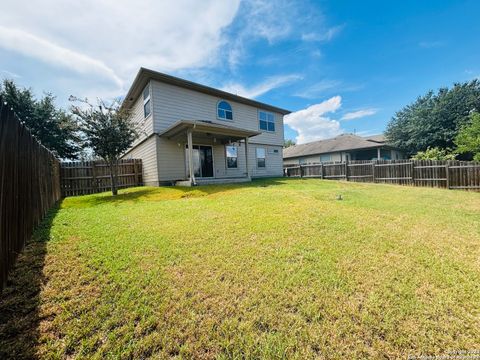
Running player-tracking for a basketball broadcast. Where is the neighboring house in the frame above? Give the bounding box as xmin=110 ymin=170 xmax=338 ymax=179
xmin=122 ymin=68 xmax=290 ymax=186
xmin=283 ymin=134 xmax=405 ymax=166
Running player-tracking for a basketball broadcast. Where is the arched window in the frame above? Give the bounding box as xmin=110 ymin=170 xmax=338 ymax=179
xmin=217 ymin=100 xmax=233 ymax=120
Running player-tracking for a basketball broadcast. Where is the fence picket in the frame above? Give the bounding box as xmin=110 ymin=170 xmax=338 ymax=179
xmin=285 ymin=159 xmax=480 ymax=191
xmin=60 ymin=159 xmax=143 ymax=197
xmin=0 ymin=95 xmax=61 ymax=291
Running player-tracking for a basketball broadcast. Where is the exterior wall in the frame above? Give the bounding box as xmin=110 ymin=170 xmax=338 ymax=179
xmin=130 ymin=81 xmax=155 ymax=147
xmin=157 ymin=138 xmax=283 ymax=181
xmin=390 ymin=149 xmax=405 ymax=160
xmin=283 ymin=148 xmax=406 ymax=166
xmin=150 ymin=80 xmax=284 ymax=146
xmin=125 ymin=79 xmax=286 ymax=183
xmin=122 ymin=135 xmax=159 ymax=186
xmin=284 ymin=152 xmax=342 ymax=166
xmin=249 ymin=144 xmax=283 ymax=178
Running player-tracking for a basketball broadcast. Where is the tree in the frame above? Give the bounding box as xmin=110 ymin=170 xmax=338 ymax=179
xmin=71 ymin=97 xmax=138 ymax=195
xmin=455 ymin=112 xmax=480 ymax=161
xmin=284 ymin=139 xmax=296 ymax=148
xmin=0 ymin=79 xmax=81 ymax=159
xmin=411 ymin=147 xmax=456 ymax=160
xmin=385 ymin=80 xmax=480 ymax=157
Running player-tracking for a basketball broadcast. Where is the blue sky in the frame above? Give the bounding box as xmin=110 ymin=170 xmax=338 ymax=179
xmin=1 ymin=0 xmax=479 ymax=143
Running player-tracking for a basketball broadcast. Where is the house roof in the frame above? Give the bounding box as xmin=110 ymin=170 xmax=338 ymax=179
xmin=122 ymin=67 xmax=291 ymax=115
xmin=158 ymin=120 xmax=261 ymax=141
xmin=283 ymin=134 xmax=390 ymax=159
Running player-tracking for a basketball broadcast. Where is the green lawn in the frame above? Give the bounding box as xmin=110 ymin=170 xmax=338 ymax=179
xmin=1 ymin=178 xmax=480 ymax=359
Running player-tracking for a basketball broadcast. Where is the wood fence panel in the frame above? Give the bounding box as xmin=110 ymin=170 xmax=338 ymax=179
xmin=0 ymin=96 xmax=61 ymax=291
xmin=285 ymin=159 xmax=480 ymax=191
xmin=60 ymin=159 xmax=143 ymax=197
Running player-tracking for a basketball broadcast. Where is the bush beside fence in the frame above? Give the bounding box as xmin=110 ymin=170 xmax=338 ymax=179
xmin=60 ymin=159 xmax=142 ymax=197
xmin=285 ymin=159 xmax=480 ymax=190
xmin=0 ymin=96 xmax=61 ymax=291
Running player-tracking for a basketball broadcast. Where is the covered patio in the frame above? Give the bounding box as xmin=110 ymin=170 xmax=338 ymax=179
xmin=158 ymin=120 xmax=260 ymax=186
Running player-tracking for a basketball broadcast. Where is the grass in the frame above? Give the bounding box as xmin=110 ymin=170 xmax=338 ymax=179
xmin=1 ymin=178 xmax=480 ymax=359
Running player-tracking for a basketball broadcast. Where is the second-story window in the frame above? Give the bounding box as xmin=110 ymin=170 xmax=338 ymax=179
xmin=217 ymin=100 xmax=233 ymax=120
xmin=143 ymin=84 xmax=151 ymax=118
xmin=259 ymin=111 xmax=275 ymax=132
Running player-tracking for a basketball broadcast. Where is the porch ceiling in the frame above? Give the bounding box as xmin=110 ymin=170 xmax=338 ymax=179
xmin=158 ymin=120 xmax=261 ymax=142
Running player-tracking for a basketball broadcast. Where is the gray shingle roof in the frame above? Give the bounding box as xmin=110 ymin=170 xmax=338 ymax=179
xmin=283 ymin=134 xmax=387 ymax=159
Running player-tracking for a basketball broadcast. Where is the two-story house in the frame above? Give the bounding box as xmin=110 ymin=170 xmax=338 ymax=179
xmin=122 ymin=68 xmax=290 ymax=186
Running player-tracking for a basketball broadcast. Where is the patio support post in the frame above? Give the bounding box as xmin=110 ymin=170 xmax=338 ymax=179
xmin=244 ymin=136 xmax=250 ymax=179
xmin=377 ymin=147 xmax=381 ymax=160
xmin=187 ymin=129 xmax=196 ymax=185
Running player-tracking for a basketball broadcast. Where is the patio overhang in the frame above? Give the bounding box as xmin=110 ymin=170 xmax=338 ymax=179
xmin=158 ymin=120 xmax=261 ymax=143
xmin=158 ymin=120 xmax=259 ymax=186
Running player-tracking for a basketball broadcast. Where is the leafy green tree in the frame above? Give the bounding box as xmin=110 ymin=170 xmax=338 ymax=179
xmin=386 ymin=80 xmax=480 ymax=157
xmin=411 ymin=147 xmax=456 ymax=160
xmin=0 ymin=79 xmax=81 ymax=159
xmin=71 ymin=97 xmax=138 ymax=195
xmin=455 ymin=112 xmax=480 ymax=161
xmin=284 ymin=139 xmax=296 ymax=148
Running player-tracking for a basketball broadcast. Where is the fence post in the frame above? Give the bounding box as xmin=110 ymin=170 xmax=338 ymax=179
xmin=372 ymin=161 xmax=376 ymax=183
xmin=320 ymin=163 xmax=324 ymax=179
xmin=299 ymin=164 xmax=304 ymax=178
xmin=445 ymin=161 xmax=450 ymax=189
xmin=411 ymin=160 xmax=415 ymax=186
xmin=91 ymin=161 xmax=98 ymax=193
xmin=345 ymin=160 xmax=349 ymax=181
xmin=134 ymin=159 xmax=140 ymax=186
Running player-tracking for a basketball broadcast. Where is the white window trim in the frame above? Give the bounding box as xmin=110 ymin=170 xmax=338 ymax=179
xmin=217 ymin=100 xmax=234 ymax=121
xmin=225 ymin=145 xmax=238 ymax=169
xmin=256 ymin=147 xmax=266 ymax=168
xmin=143 ymin=83 xmax=151 ymax=119
xmin=258 ymin=110 xmax=276 ymax=132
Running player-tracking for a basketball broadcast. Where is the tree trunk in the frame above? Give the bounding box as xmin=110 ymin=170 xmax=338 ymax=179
xmin=109 ymin=160 xmax=118 ymax=196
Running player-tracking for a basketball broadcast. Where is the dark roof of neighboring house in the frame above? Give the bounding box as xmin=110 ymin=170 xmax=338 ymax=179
xmin=283 ymin=134 xmax=391 ymax=159
xmin=122 ymin=67 xmax=291 ymax=115
xmin=363 ymin=134 xmax=385 ymax=143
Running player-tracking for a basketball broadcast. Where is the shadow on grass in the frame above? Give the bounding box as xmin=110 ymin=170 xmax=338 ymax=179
xmin=0 ymin=205 xmax=59 ymax=359
xmin=82 ymin=177 xmax=289 ymax=206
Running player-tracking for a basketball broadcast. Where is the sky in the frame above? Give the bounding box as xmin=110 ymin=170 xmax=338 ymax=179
xmin=1 ymin=0 xmax=479 ymax=144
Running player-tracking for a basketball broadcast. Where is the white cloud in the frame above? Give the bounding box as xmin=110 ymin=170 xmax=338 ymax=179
xmin=295 ymin=80 xmax=363 ymax=99
xmin=1 ymin=69 xmax=20 ymax=79
xmin=284 ymin=96 xmax=343 ymax=144
xmin=0 ymin=0 xmax=241 ymax=95
xmin=224 ymin=0 xmax=295 ymax=69
xmin=0 ymin=26 xmax=122 ymax=87
xmin=294 ymin=79 xmax=341 ymax=98
xmin=222 ymin=74 xmax=301 ymax=98
xmin=340 ymin=108 xmax=378 ymax=121
xmin=301 ymin=25 xmax=344 ymax=42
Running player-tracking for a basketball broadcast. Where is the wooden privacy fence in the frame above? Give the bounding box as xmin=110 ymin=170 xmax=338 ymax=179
xmin=285 ymin=159 xmax=480 ymax=190
xmin=0 ymin=96 xmax=61 ymax=291
xmin=60 ymin=159 xmax=143 ymax=197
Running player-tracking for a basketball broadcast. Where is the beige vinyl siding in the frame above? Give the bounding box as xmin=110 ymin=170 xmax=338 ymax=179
xmin=151 ymin=80 xmax=284 ymax=147
xmin=130 ymin=81 xmax=155 ymax=148
xmin=249 ymin=145 xmax=283 ymax=178
xmin=122 ymin=135 xmax=158 ymax=186
xmin=157 ymin=137 xmax=187 ymax=182
xmin=283 ymin=158 xmax=300 ymax=166
xmin=283 ymin=152 xmax=343 ymax=166
xmin=213 ymin=144 xmax=248 ymax=178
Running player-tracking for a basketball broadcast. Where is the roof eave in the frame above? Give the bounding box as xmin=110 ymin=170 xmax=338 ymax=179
xmin=283 ymin=143 xmax=391 ymax=159
xmin=121 ymin=67 xmax=291 ymax=115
